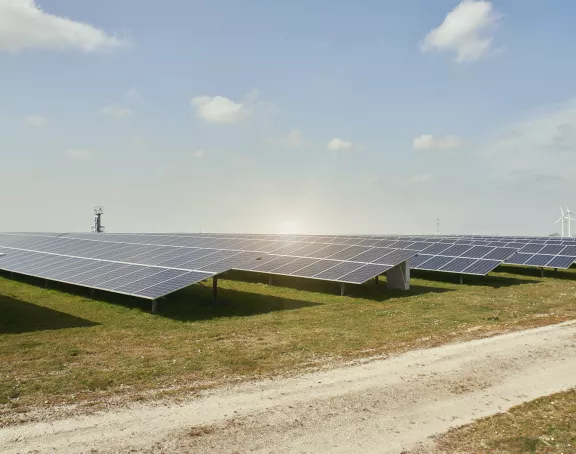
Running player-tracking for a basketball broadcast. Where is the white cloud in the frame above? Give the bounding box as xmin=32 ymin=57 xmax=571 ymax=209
xmin=192 ymin=150 xmax=206 ymax=158
xmin=272 ymin=129 xmax=311 ymax=148
xmin=0 ymin=0 xmax=126 ymax=53
xmin=65 ymin=149 xmax=94 ymax=159
xmin=327 ymin=138 xmax=353 ymax=151
xmin=191 ymin=90 xmax=272 ymax=125
xmin=411 ymin=174 xmax=432 ymax=185
xmin=413 ymin=134 xmax=463 ymax=150
xmin=421 ymin=0 xmax=501 ymax=63
xmin=25 ymin=114 xmax=48 ymax=127
xmin=191 ymin=95 xmax=248 ymax=124
xmin=101 ymin=104 xmax=133 ymax=119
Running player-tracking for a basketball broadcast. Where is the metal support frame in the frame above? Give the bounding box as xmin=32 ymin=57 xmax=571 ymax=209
xmin=459 ymin=274 xmax=463 ymax=285
xmin=540 ymin=268 xmax=545 ymax=278
xmin=268 ymin=275 xmax=274 ymax=286
xmin=374 ymin=275 xmax=379 ymax=285
xmin=213 ymin=277 xmax=218 ymax=305
xmin=340 ymin=283 xmax=346 ymax=296
xmin=151 ymin=300 xmax=158 ymax=313
xmin=385 ymin=261 xmax=410 ymax=290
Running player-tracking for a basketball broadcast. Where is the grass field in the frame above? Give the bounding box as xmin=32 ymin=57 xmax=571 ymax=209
xmin=1 ymin=266 xmax=575 ymax=426
xmin=434 ymin=389 xmax=576 ymax=453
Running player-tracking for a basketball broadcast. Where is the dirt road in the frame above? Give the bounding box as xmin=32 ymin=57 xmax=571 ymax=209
xmin=2 ymin=320 xmax=575 ymax=453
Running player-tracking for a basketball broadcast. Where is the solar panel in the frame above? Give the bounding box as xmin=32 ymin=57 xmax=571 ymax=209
xmin=440 ymin=257 xmax=477 ymax=273
xmin=421 ymin=243 xmax=452 ymax=255
xmin=538 ymin=245 xmax=566 ymax=255
xmin=307 ymin=244 xmax=351 ymax=259
xmin=460 ymin=246 xmax=493 ymax=259
xmin=313 ymin=261 xmax=364 ymax=281
xmin=561 ymin=246 xmax=576 ymax=256
xmin=482 ymin=247 xmax=517 ymax=261
xmin=525 ymin=254 xmax=555 ymax=267
xmin=268 ymin=257 xmax=320 ymax=275
xmin=347 ymin=247 xmax=392 ymax=263
xmin=338 ymin=264 xmax=392 ymax=284
xmin=373 ymin=249 xmax=417 ymax=265
xmin=506 ymin=253 xmax=534 ymax=265
xmin=409 ymin=254 xmax=434 ymax=268
xmin=462 ymin=259 xmax=501 ymax=275
xmin=249 ymin=256 xmax=299 ymax=272
xmin=417 ymin=255 xmax=454 ymax=271
xmin=291 ymin=260 xmax=341 ymax=278
xmin=518 ymin=244 xmax=545 ymax=254
xmin=546 ymin=255 xmax=576 ymax=269
xmin=133 ymin=271 xmax=212 ymax=299
xmin=113 ymin=269 xmax=190 ymax=294
xmin=440 ymin=245 xmax=473 ymax=257
xmin=326 ymin=246 xmax=370 ymax=261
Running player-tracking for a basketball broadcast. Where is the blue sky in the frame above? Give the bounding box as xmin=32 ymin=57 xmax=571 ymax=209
xmin=1 ymin=0 xmax=576 ymax=235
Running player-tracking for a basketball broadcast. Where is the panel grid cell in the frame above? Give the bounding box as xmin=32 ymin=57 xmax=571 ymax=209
xmin=313 ymin=261 xmax=364 ymax=281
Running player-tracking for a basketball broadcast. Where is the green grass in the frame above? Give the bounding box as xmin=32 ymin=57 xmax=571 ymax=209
xmin=434 ymin=389 xmax=576 ymax=453
xmin=1 ymin=266 xmax=575 ymax=425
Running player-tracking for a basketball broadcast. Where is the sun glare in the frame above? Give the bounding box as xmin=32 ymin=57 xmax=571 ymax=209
xmin=277 ymin=220 xmax=302 ymax=234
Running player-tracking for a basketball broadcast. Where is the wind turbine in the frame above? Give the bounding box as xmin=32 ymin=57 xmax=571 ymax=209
xmin=555 ymin=206 xmax=576 ymax=237
xmin=566 ymin=207 xmax=576 ymax=237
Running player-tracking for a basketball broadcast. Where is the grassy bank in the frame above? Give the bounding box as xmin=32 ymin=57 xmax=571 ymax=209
xmin=1 ymin=266 xmax=575 ymax=425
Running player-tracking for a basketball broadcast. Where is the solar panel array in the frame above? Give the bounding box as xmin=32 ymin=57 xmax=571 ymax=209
xmin=56 ymin=232 xmax=518 ymax=276
xmin=59 ymin=233 xmax=420 ymax=284
xmin=1 ymin=231 xmax=574 ymax=302
xmin=383 ymin=235 xmax=576 ymax=271
xmin=0 ymin=232 xmax=419 ymax=299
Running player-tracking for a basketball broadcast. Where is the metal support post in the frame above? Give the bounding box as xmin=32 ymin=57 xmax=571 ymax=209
xmin=374 ymin=276 xmax=379 ymax=285
xmin=151 ymin=300 xmax=158 ymax=313
xmin=540 ymin=268 xmax=544 ymax=278
xmin=44 ymin=279 xmax=48 ymax=288
xmin=268 ymin=275 xmax=273 ymax=286
xmin=213 ymin=277 xmax=218 ymax=306
xmin=459 ymin=274 xmax=463 ymax=285
xmin=340 ymin=283 xmax=346 ymax=296
xmin=90 ymin=289 xmax=95 ymax=298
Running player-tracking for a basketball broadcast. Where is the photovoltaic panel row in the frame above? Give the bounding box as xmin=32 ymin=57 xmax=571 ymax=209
xmin=234 ymin=254 xmax=392 ymax=284
xmin=0 ymin=249 xmax=214 ymax=299
xmin=410 ymin=254 xmax=502 ymax=275
xmin=0 ymin=233 xmax=415 ymax=291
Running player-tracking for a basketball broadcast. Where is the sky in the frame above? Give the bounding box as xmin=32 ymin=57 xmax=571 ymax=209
xmin=1 ymin=0 xmax=576 ymax=236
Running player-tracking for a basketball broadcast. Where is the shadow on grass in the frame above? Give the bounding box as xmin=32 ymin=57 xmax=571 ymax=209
xmin=218 ymin=270 xmax=453 ymax=302
xmin=0 ymin=271 xmax=324 ymax=322
xmin=154 ymin=283 xmax=324 ymax=322
xmin=0 ymin=295 xmax=98 ymax=334
xmin=411 ymin=269 xmax=540 ymax=288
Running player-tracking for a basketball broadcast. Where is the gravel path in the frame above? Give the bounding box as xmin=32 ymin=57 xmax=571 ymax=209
xmin=2 ymin=320 xmax=575 ymax=454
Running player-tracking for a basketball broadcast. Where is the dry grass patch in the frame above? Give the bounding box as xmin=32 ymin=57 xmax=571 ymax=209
xmin=433 ymin=389 xmax=576 ymax=453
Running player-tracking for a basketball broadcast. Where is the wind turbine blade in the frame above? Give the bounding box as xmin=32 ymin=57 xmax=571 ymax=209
xmin=560 ymin=206 xmax=565 ymax=216
xmin=555 ymin=216 xmax=564 ymax=223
